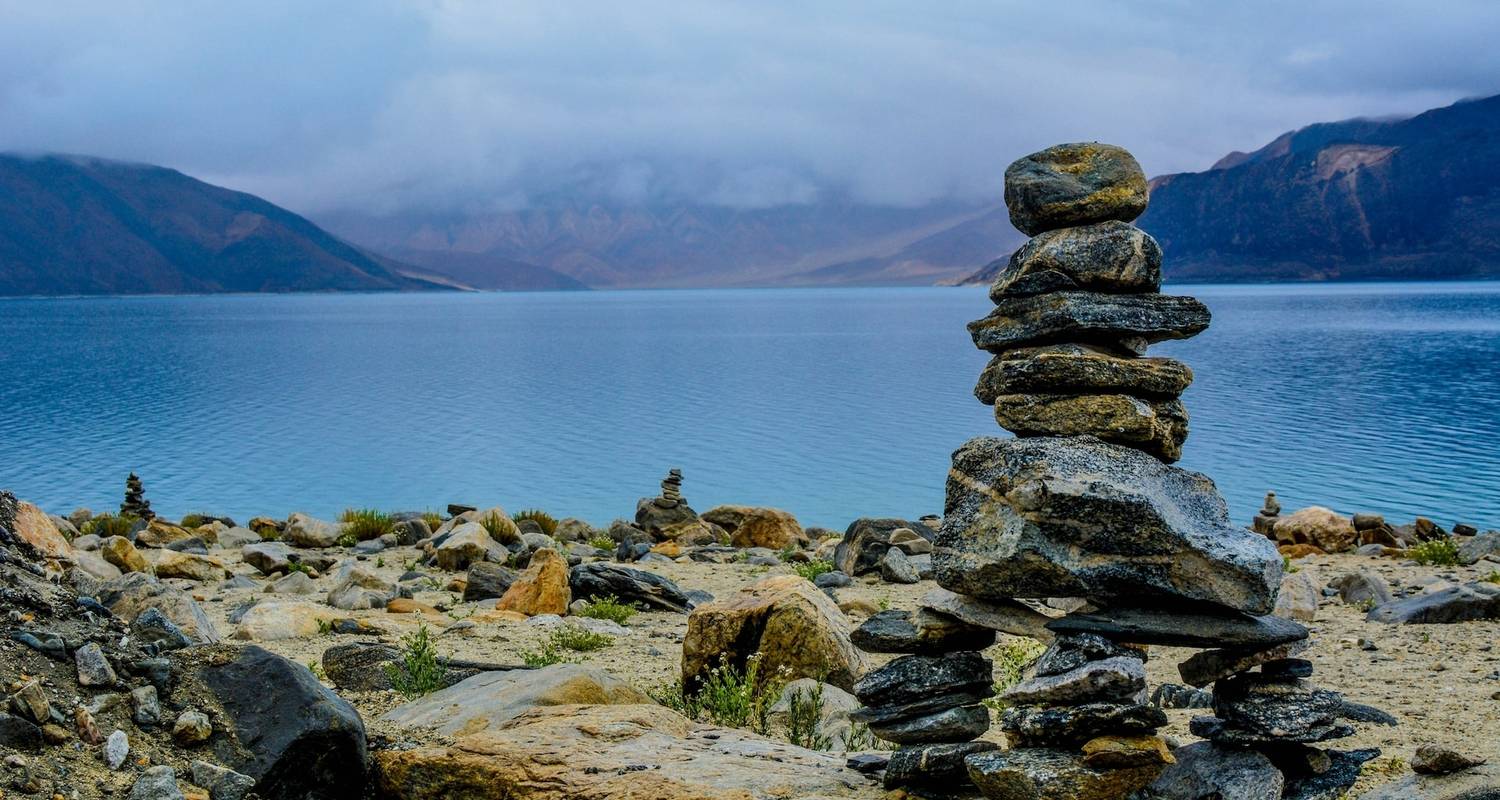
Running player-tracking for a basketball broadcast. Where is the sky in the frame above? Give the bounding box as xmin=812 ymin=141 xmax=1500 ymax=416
xmin=2 ymin=1 xmax=1498 ymax=216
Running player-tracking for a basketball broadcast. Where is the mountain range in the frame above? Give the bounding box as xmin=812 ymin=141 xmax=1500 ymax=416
xmin=2 ymin=92 xmax=1497 ymax=295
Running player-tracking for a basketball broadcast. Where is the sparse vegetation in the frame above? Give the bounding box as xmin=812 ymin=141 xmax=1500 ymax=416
xmin=648 ymin=654 xmax=785 ymax=736
xmin=385 ymin=624 xmax=446 ymax=699
xmin=844 ymin=720 xmax=893 ymax=752
xmin=1408 ymin=537 xmax=1461 ymax=566
xmin=420 ymin=510 xmax=444 ymax=530
xmin=81 ymin=513 xmax=136 ymax=539
xmin=520 ymin=644 xmax=572 ymax=668
xmin=587 ymin=534 xmax=615 ymax=551
xmin=340 ymin=508 xmax=395 ymax=542
xmin=549 ymin=624 xmax=615 ymax=652
xmin=1282 ymin=555 xmax=1301 ymax=574
xmin=480 ymin=510 xmax=513 ymax=541
xmin=306 ymin=660 xmax=327 ymax=682
xmin=1483 ymin=570 xmax=1500 ymax=584
xmin=987 ymin=637 xmax=1047 ymax=705
xmin=179 ymin=513 xmax=211 ymax=528
xmin=512 ymin=509 xmax=559 ymax=536
xmin=792 ymin=559 xmax=835 ymax=581
xmin=575 ymin=595 xmax=638 ymax=625
xmin=783 ymin=682 xmax=832 ymax=751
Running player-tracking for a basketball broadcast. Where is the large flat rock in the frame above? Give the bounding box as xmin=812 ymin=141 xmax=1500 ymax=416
xmin=968 ymin=292 xmax=1210 ymax=354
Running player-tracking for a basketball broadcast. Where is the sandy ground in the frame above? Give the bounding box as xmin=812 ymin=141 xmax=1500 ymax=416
xmin=197 ymin=544 xmax=1500 ymax=796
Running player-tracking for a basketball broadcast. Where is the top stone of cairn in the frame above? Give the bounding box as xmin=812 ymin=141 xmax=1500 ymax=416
xmin=1004 ymin=143 xmax=1149 ymax=236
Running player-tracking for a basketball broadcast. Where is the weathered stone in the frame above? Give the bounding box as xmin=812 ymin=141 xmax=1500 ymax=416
xmin=128 ymin=765 xmax=185 ymax=800
xmin=878 ymin=546 xmax=921 ymax=583
xmin=282 ymin=513 xmax=342 ymax=548
xmin=1280 ymin=748 xmax=1381 ymax=800
xmin=967 ymin=747 xmax=1163 ymax=800
xmin=1274 ymin=571 xmax=1320 ymax=622
xmin=853 ymin=650 xmax=991 ymax=709
xmin=1080 ymin=735 xmax=1173 ymax=769
xmin=191 ymin=761 xmax=257 ymax=800
xmin=868 ymin=704 xmax=989 ymax=745
xmin=1190 ymin=715 xmax=1354 ymax=746
xmin=1004 ymin=142 xmax=1149 ymax=235
xmin=1178 ymin=639 xmax=1311 ymax=688
xmin=1412 ymin=744 xmax=1488 ymax=775
xmin=992 ymin=392 xmax=1188 ymax=462
xmin=461 ymin=562 xmax=517 ymax=601
xmin=1150 ymin=683 xmax=1213 ymax=710
xmin=173 ymin=710 xmax=213 ymax=746
xmin=884 ymin=741 xmax=999 ymax=791
xmin=683 ymin=575 xmax=867 ymax=692
xmin=1457 ymin=531 xmax=1500 ymax=565
xmin=975 ymin=344 xmax=1191 ymax=405
xmin=991 ymin=220 xmax=1162 ymax=299
xmin=434 ymin=523 xmax=503 ymax=571
xmin=936 ymin=436 xmax=1282 ymax=614
xmin=75 ymin=642 xmax=118 ymax=686
xmin=382 ymin=664 xmax=650 ymax=736
xmin=152 ymin=550 xmax=228 ymax=582
xmin=267 ymin=571 xmax=317 ymax=595
xmin=242 ymin=542 xmax=296 ymax=575
xmin=850 ymin=608 xmax=994 ymax=654
xmin=321 ymin=642 xmax=402 ymax=692
xmin=569 ymin=562 xmax=693 ymax=613
xmin=1047 ymin=606 xmax=1307 ymax=648
xmin=1209 ymin=674 xmax=1344 ymax=740
xmin=0 ymin=713 xmax=43 ymax=751
xmin=1033 ymin=633 xmax=1144 ymax=677
xmin=1368 ymin=581 xmax=1500 ymax=624
xmin=999 ymin=702 xmax=1167 ymax=747
xmin=1003 ymin=655 xmax=1146 ymax=706
xmin=920 ymin=587 xmax=1058 ymax=640
xmin=102 ymin=535 xmax=150 ymax=573
xmin=834 ymin=518 xmax=933 ymax=576
xmin=326 ymin=562 xmax=405 ymax=611
xmin=701 ymin=505 xmax=807 ymax=550
xmin=12 ymin=501 xmax=72 ymax=558
xmin=1272 ymin=507 xmax=1357 ymax=553
xmin=96 ymin=574 xmax=221 ymax=644
xmin=1330 ymin=570 xmax=1394 ymax=607
xmin=968 ymin=292 xmax=1211 ymax=354
xmin=1359 ymin=761 xmax=1500 ymax=800
xmin=9 ymin=680 xmax=50 ymax=724
xmin=134 ymin=607 xmax=195 ymax=651
xmin=495 ymin=547 xmax=570 ymax=616
xmin=850 ymin=690 xmax=991 ymax=727
xmin=134 ymin=520 xmax=195 ymax=547
xmin=1141 ymin=741 xmax=1284 ymax=800
xmin=232 ymin=602 xmax=338 ymax=641
xmin=131 ymin=684 xmax=162 ymax=727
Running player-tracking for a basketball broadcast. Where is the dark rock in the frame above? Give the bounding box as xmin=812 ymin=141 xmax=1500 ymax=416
xmin=390 ymin=519 xmax=430 ymax=546
xmin=462 ymin=562 xmax=517 ymax=602
xmin=999 ymin=702 xmax=1167 ymax=746
xmin=0 ymin=712 xmax=43 ymax=751
xmin=884 ymin=741 xmax=999 ymax=790
xmin=919 ymin=587 xmax=1059 ymax=640
xmin=1047 ymin=606 xmax=1306 ymax=648
xmin=1034 ymin=633 xmax=1144 ymax=677
xmin=975 ymin=344 xmax=1191 ymax=404
xmin=867 ymin=704 xmax=989 ymax=745
xmin=1189 ymin=716 xmax=1354 ymax=746
xmin=990 ymin=220 xmax=1161 ymax=299
xmin=845 ymin=753 xmax=888 ymax=773
xmin=852 ymin=651 xmax=991 ymax=709
xmin=133 ymin=607 xmax=195 ymax=652
xmin=937 ymin=436 xmax=1282 ymax=614
xmin=1004 ymin=142 xmax=1149 ymax=235
xmin=850 ymin=609 xmax=994 ymax=654
xmin=850 ymin=691 xmax=991 ymax=727
xmin=165 ymin=537 xmax=209 ymax=554
xmin=1150 ymin=684 xmax=1213 ymax=710
xmin=1261 ymin=658 xmax=1315 ymax=680
xmin=1002 ymin=655 xmax=1145 ymax=706
xmin=1281 ymin=748 xmax=1381 ymax=800
xmin=967 ymin=747 xmax=1163 ymax=799
xmin=878 ymin=547 xmax=920 ymax=584
xmin=633 ymin=496 xmax=700 ymax=540
xmin=1340 ymin=700 xmax=1398 ymax=726
xmin=1368 ymin=581 xmax=1500 ymax=624
xmin=968 ymin=291 xmax=1210 ymax=354
xmin=1177 ymin=639 xmax=1310 ymax=687
xmin=569 ymin=562 xmax=693 ymax=613
xmin=1210 ymin=674 xmax=1344 ymax=740
xmin=991 ymin=392 xmax=1188 ymax=462
xmin=1140 ymin=740 xmax=1284 ymax=800
xmin=321 ymin=642 xmax=401 ymax=692
xmin=834 ymin=518 xmax=934 ymax=577
xmin=1413 ymin=744 xmax=1487 ymax=775
xmin=813 ymin=570 xmax=852 ymax=589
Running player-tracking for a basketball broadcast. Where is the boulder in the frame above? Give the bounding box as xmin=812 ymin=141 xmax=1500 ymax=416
xmin=1368 ymin=581 xmax=1500 ymax=624
xmin=990 ymin=220 xmax=1161 ymax=299
xmin=232 ymin=602 xmax=338 ymax=641
xmin=102 ymin=535 xmax=150 ymax=573
xmin=1141 ymin=741 xmax=1284 ymax=800
xmin=13 ymin=501 xmax=72 ymax=558
xmin=991 ymin=392 xmax=1188 ymax=462
xmin=976 ymin=344 xmax=1191 ymax=404
xmin=702 ymin=505 xmax=807 ymax=550
xmin=283 ymin=513 xmax=342 ymax=548
xmin=242 ymin=542 xmax=296 ymax=575
xmin=326 ymin=562 xmax=406 ymax=611
xmin=495 ymin=548 xmax=571 ymax=616
xmin=267 ymin=571 xmax=318 ymax=595
xmin=879 ymin=547 xmax=921 ymax=583
xmin=382 ymin=664 xmax=650 ymax=736
xmin=1273 ymin=571 xmax=1319 ymax=622
xmin=215 ymin=527 xmax=263 ymax=550
xmin=1360 ymin=762 xmax=1500 ymax=800
xmin=834 ymin=518 xmax=933 ymax=576
xmin=97 ymin=572 xmax=220 ymax=643
xmin=968 ymin=292 xmax=1211 ymax=355
xmin=683 ymin=575 xmax=867 ymax=692
xmin=966 ymin=747 xmax=1163 ymax=800
xmin=569 ymin=562 xmax=693 ymax=613
xmin=151 ymin=550 xmax=228 ymax=582
xmin=1458 ymin=531 xmax=1500 ymax=565
xmin=433 ymin=523 xmax=503 ymax=571
xmin=935 ymin=436 xmax=1282 ymax=614
xmin=1003 ymin=142 xmax=1149 ymax=235
xmin=462 ymin=562 xmax=518 ymax=602
xmin=552 ymin=518 xmax=594 ymax=543
xmin=175 ymin=645 xmax=366 ymax=800
xmin=1272 ymin=507 xmax=1357 ymax=553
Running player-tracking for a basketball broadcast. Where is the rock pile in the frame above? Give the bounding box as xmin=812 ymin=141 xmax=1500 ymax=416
xmin=1253 ymin=491 xmax=1281 ymax=536
xmin=659 ymin=468 xmax=684 ymax=506
xmin=917 ymin=142 xmax=1383 ymax=799
xmin=120 ymin=472 xmax=155 ymax=521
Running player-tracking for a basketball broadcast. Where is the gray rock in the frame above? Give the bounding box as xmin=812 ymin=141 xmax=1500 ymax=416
xmin=462 ymin=561 xmax=518 ymax=601
xmin=568 ymin=562 xmax=693 ymax=613
xmin=1047 ymin=606 xmax=1307 ymax=648
xmin=1280 ymin=748 xmax=1381 ymax=800
xmin=990 ymin=220 xmax=1161 ymax=299
xmin=1209 ymin=674 xmax=1344 ymax=741
xmin=813 ymin=570 xmax=852 ymax=589
xmin=919 ymin=587 xmax=1058 ymax=641
xmin=75 ymin=642 xmax=118 ymax=686
xmin=321 ymin=641 xmax=401 ymax=692
xmin=968 ymin=291 xmax=1210 ymax=354
xmin=853 ymin=651 xmax=992 ymax=709
xmin=879 ymin=547 xmax=920 ymax=584
xmin=1331 ymin=570 xmax=1394 ymax=607
xmin=975 ymin=343 xmax=1191 ymax=404
xmin=999 ymin=702 xmax=1167 ymax=746
xmin=1177 ymin=639 xmax=1311 ymax=688
xmin=867 ymin=704 xmax=989 ymax=745
xmin=1413 ymin=745 xmax=1488 ymax=775
xmin=936 ymin=436 xmax=1281 ymax=614
xmin=390 ymin=518 xmax=430 ymax=547
xmin=133 ymin=607 xmax=195 ymax=651
xmin=283 ymin=513 xmax=342 ymax=548
xmin=172 ymin=710 xmax=213 ymax=745
xmin=1368 ymin=581 xmax=1500 ymax=624
xmin=129 ymin=765 xmax=184 ymax=800
xmin=851 ymin=609 xmax=994 ymax=654
xmin=834 ymin=518 xmax=934 ymax=576
xmin=1150 ymin=684 xmax=1214 ymax=710
xmin=1002 ymin=655 xmax=1145 ymax=706
xmin=131 ymin=684 xmax=162 ymax=727
xmin=105 ymin=728 xmax=129 ymax=769
xmin=967 ymin=747 xmax=1163 ymax=799
xmin=191 ymin=761 xmax=257 ymax=800
xmin=241 ymin=542 xmax=296 ymax=575
xmin=1340 ymin=700 xmax=1399 ymax=726
xmin=1033 ymin=633 xmax=1144 ymax=677
xmin=850 ymin=690 xmax=990 ymax=727
xmin=1458 ymin=531 xmax=1500 ymax=565
xmin=97 ymin=571 xmax=221 ymax=643
xmin=1003 ymin=142 xmax=1149 ymax=235
xmin=883 ymin=741 xmax=999 ymax=791
xmin=1141 ymin=741 xmax=1284 ymax=800
xmin=1358 ymin=761 xmax=1500 ymax=800
xmin=326 ymin=562 xmax=405 ymax=611
xmin=215 ymin=527 xmax=262 ymax=550
xmin=267 ymin=571 xmax=318 ymax=595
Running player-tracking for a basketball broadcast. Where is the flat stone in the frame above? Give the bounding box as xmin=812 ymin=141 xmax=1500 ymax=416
xmin=966 ymin=747 xmax=1164 ymax=800
xmin=1033 ymin=633 xmax=1145 ymax=677
xmin=936 ymin=436 xmax=1282 ymax=615
xmin=920 ymin=587 xmax=1058 ymax=641
xmin=884 ymin=741 xmax=999 ymax=790
xmin=1047 ymin=607 xmax=1307 ymax=648
xmin=999 ymin=702 xmax=1167 ymax=747
xmin=1261 ymin=658 xmax=1315 ymax=680
xmin=1280 ymin=748 xmax=1381 ymax=800
xmin=0 ymin=713 xmax=43 ymax=751
xmin=1359 ymin=761 xmax=1500 ymax=800
xmin=1002 ymin=655 xmax=1145 ymax=706
xmin=1330 ymin=570 xmax=1394 ymax=607
xmin=1413 ymin=744 xmax=1487 ymax=775
xmin=1339 ymin=700 xmax=1399 ymax=726
xmin=850 ymin=609 xmax=995 ymax=654
xmin=975 ymin=344 xmax=1191 ymax=403
xmin=850 ymin=691 xmax=990 ymax=727
xmin=1368 ymin=581 xmax=1500 ymax=624
xmin=569 ymin=562 xmax=694 ymax=613
xmin=1457 ymin=530 xmax=1500 ymax=565
xmin=992 ymin=392 xmax=1188 ymax=462
xmin=868 ymin=704 xmax=990 ymax=745
xmin=1080 ymin=735 xmax=1173 ymax=769
xmin=1004 ymin=142 xmax=1149 ymax=235
xmin=878 ymin=547 xmax=920 ymax=584
xmin=1190 ymin=716 xmax=1354 ymax=746
xmin=1211 ymin=674 xmax=1344 ymax=740
xmin=990 ymin=220 xmax=1161 ymax=298
xmin=1141 ymin=741 xmax=1284 ymax=800
xmin=968 ymin=291 xmax=1211 ymax=354
xmin=852 ymin=651 xmax=992 ymax=709
xmin=1178 ymin=639 xmax=1311 ymax=687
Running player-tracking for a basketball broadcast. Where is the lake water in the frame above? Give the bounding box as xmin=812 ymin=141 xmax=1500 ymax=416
xmin=2 ymin=283 xmax=1497 ymax=531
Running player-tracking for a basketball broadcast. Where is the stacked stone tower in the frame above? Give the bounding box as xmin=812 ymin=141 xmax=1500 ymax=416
xmin=120 ymin=472 xmax=154 ymax=521
xmin=863 ymin=143 xmax=1383 ymax=799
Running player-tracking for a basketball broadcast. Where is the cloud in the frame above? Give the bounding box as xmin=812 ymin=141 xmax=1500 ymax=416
xmin=1 ymin=0 xmax=1497 ymax=214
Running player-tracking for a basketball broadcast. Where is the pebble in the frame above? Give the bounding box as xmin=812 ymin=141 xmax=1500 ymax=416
xmin=172 ymin=710 xmax=213 ymax=746
xmin=75 ymin=642 xmax=118 ymax=686
xmin=104 ymin=728 xmax=130 ymax=769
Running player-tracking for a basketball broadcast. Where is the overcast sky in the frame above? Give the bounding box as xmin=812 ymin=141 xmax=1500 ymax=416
xmin=3 ymin=1 xmax=1497 ymax=215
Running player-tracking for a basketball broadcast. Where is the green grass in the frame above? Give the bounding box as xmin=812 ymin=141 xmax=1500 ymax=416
xmin=587 ymin=534 xmax=615 ymax=551
xmin=648 ymin=655 xmax=786 ymax=735
xmin=792 ymin=559 xmax=835 ymax=581
xmin=480 ymin=510 xmax=515 ymax=542
xmin=783 ymin=682 xmax=832 ymax=751
xmin=512 ymin=509 xmax=558 ymax=536
xmin=985 ymin=637 xmax=1047 ymax=707
xmin=340 ymin=508 xmax=395 ymax=543
xmin=80 ymin=514 xmax=136 ymax=539
xmin=575 ymin=595 xmax=638 ymax=625
xmin=1408 ymin=537 xmax=1461 ymax=566
xmin=179 ymin=513 xmax=212 ymax=528
xmin=385 ymin=624 xmax=446 ymax=699
xmin=420 ymin=510 xmax=444 ymax=530
xmin=549 ymin=624 xmax=615 ymax=652
xmin=520 ymin=644 xmax=573 ymax=668
xmin=1483 ymin=571 xmax=1500 ymax=584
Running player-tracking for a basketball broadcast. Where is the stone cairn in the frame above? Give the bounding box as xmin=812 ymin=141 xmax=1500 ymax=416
xmin=119 ymin=472 xmax=155 ymax=521
xmin=1253 ymin=490 xmax=1282 ymax=536
xmin=658 ymin=468 xmax=685 ymax=508
xmin=857 ymin=143 xmax=1380 ymax=799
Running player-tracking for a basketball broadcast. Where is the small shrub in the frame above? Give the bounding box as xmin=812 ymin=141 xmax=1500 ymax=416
xmin=340 ymin=508 xmax=395 ymax=542
xmin=315 ymin=618 xmax=332 ymax=635
xmin=587 ymin=534 xmax=615 ymax=551
xmin=778 ymin=545 xmax=799 ymax=562
xmin=1282 ymin=555 xmax=1301 ymax=574
xmin=987 ymin=637 xmax=1047 ymax=703
xmin=385 ymin=624 xmax=445 ymax=699
xmin=420 ymin=510 xmax=444 ymax=530
xmin=576 ymin=595 xmax=638 ymax=625
xmin=81 ymin=514 xmax=136 ymax=539
xmin=647 ymin=678 xmax=703 ymax=719
xmin=512 ymin=509 xmax=558 ymax=536
xmin=179 ymin=513 xmax=210 ymax=529
xmin=1483 ymin=571 xmax=1500 ymax=584
xmin=549 ymin=625 xmax=614 ymax=653
xmin=784 ymin=682 xmax=832 ymax=751
xmin=306 ymin=660 xmax=327 ymax=682
xmin=1408 ymin=538 xmax=1460 ymax=566
xmin=696 ymin=654 xmax=784 ymax=734
xmin=520 ymin=644 xmax=571 ymax=668
xmin=480 ymin=511 xmax=513 ymax=540
xmin=844 ymin=720 xmax=893 ymax=751
xmin=793 ymin=559 xmax=835 ymax=581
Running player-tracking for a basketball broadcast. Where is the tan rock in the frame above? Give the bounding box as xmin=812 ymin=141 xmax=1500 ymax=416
xmin=134 ymin=520 xmax=196 ymax=547
xmin=386 ymin=598 xmax=442 ymax=615
xmin=495 ymin=548 xmax=571 ymax=616
xmin=703 ymin=506 xmax=808 ymax=550
xmin=650 ymin=540 xmax=684 ymax=558
xmin=13 ymin=501 xmax=72 ymax=558
xmin=1273 ymin=507 xmax=1357 ymax=553
xmin=992 ymin=392 xmax=1188 ymax=463
xmin=382 ymin=664 xmax=651 ymax=737
xmin=232 ymin=601 xmax=337 ymax=641
xmin=434 ymin=523 xmax=502 ymax=571
xmin=1081 ymin=735 xmax=1174 ymax=769
xmin=151 ymin=551 xmax=227 ymax=582
xmin=1272 ymin=571 xmax=1319 ymax=622
xmin=684 ymin=575 xmax=867 ymax=692
xmin=1278 ymin=543 xmax=1328 ymax=559
xmin=101 ymin=536 xmax=150 ymax=574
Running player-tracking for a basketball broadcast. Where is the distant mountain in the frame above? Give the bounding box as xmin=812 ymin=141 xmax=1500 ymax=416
xmin=0 ymin=154 xmax=459 ymax=296
xmin=1137 ymin=93 xmax=1500 ymax=282
xmin=319 ymin=199 xmax=1018 ymax=289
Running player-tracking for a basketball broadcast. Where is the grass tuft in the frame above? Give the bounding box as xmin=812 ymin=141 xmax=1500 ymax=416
xmin=340 ymin=508 xmax=395 ymax=543
xmin=784 ymin=682 xmax=832 ymax=751
xmin=985 ymin=637 xmax=1047 ymax=707
xmin=575 ymin=594 xmax=638 ymax=625
xmin=587 ymin=534 xmax=615 ymax=551
xmin=792 ymin=559 xmax=835 ymax=581
xmin=385 ymin=624 xmax=445 ymax=699
xmin=81 ymin=514 xmax=136 ymax=539
xmin=1408 ymin=537 xmax=1461 ymax=566
xmin=512 ymin=509 xmax=558 ymax=536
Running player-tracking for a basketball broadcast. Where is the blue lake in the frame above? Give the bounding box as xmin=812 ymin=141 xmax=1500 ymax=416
xmin=1 ymin=283 xmax=1497 ymax=530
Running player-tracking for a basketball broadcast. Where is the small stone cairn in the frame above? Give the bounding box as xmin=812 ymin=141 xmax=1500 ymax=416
xmin=657 ymin=468 xmax=685 ymax=508
xmin=858 ymin=143 xmax=1381 ymax=799
xmin=1253 ymin=490 xmax=1282 ymax=536
xmin=120 ymin=472 xmax=155 ymax=521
